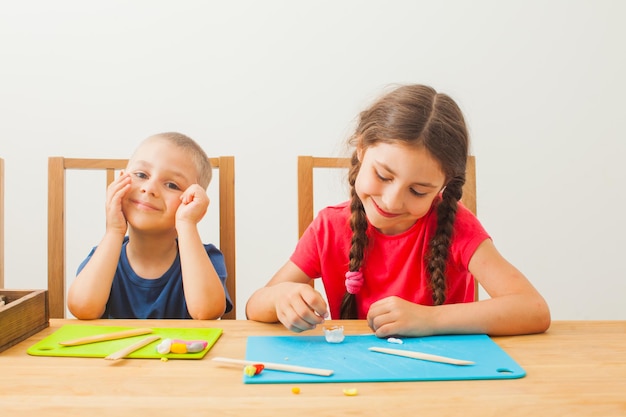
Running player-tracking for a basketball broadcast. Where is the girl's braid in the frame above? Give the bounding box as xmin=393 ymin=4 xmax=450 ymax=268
xmin=426 ymin=176 xmax=464 ymax=305
xmin=340 ymin=153 xmax=368 ymax=319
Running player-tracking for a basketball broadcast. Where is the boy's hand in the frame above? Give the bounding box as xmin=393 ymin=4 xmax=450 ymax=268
xmin=176 ymin=184 xmax=209 ymax=225
xmin=106 ymin=172 xmax=131 ymax=236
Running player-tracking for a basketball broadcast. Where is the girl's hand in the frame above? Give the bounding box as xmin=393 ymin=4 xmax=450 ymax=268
xmin=367 ymin=296 xmax=435 ymax=338
xmin=176 ymin=184 xmax=209 ymax=226
xmin=273 ymin=282 xmax=328 ymax=333
xmin=105 ymin=172 xmax=131 ymax=236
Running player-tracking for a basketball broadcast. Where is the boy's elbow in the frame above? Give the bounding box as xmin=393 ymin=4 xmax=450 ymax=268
xmin=188 ymin=300 xmax=226 ymax=320
xmin=191 ymin=310 xmax=223 ymax=320
xmin=67 ymin=302 xmax=104 ymax=320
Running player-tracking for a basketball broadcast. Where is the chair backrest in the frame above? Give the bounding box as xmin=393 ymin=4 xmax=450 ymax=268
xmin=298 ymin=156 xmax=352 ymax=238
xmin=0 ymin=158 xmax=4 ymax=288
xmin=48 ymin=156 xmax=236 ymax=319
xmin=297 ymin=155 xmax=478 ymax=298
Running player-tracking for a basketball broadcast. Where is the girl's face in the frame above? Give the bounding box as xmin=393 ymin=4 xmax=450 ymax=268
xmin=122 ymin=139 xmax=199 ymax=232
xmin=355 ymin=142 xmax=446 ymax=235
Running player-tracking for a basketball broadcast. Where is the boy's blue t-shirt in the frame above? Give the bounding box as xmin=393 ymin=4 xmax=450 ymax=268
xmin=77 ymin=237 xmax=233 ymax=319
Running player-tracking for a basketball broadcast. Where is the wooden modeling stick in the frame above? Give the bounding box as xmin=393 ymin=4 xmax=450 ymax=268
xmin=104 ymin=335 xmax=161 ymax=361
xmin=59 ymin=328 xmax=154 ymax=346
xmin=212 ymin=357 xmax=334 ymax=376
xmin=59 ymin=329 xmax=152 ymax=346
xmin=369 ymin=347 xmax=474 ymax=366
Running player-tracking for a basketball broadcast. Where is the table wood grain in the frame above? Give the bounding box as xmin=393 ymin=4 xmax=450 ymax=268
xmin=0 ymin=319 xmax=624 ymax=416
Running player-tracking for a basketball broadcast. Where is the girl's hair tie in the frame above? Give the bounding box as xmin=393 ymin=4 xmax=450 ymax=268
xmin=345 ymin=270 xmax=364 ymax=294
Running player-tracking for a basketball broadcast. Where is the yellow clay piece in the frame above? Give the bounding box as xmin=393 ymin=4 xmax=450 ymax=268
xmin=342 ymin=388 xmax=358 ymax=396
xmin=170 ymin=343 xmax=188 ymax=354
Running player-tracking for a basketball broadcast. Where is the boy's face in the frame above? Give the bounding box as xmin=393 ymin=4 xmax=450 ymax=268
xmin=122 ymin=138 xmax=199 ymax=232
xmin=355 ymin=142 xmax=445 ymax=236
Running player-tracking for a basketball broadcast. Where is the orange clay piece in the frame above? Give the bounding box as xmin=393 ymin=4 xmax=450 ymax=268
xmin=291 ymin=387 xmax=301 ymax=394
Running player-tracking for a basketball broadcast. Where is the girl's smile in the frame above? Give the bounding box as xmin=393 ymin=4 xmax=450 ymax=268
xmin=371 ymin=199 xmax=400 ymax=218
xmin=355 ymin=142 xmax=446 ymax=235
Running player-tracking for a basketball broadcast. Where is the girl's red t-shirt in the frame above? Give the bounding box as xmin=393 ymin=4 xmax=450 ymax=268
xmin=290 ymin=198 xmax=490 ymax=319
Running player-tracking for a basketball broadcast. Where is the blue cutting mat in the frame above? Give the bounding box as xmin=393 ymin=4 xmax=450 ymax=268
xmin=244 ymin=334 xmax=525 ymax=384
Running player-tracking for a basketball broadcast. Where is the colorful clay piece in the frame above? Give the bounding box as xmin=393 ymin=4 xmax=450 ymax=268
xmin=291 ymin=387 xmax=301 ymax=394
xmin=343 ymin=388 xmax=358 ymax=396
xmin=186 ymin=342 xmax=206 ymax=353
xmin=170 ymin=342 xmax=188 ymax=354
xmin=156 ymin=338 xmax=208 ymax=354
xmin=244 ymin=364 xmax=264 ymax=377
xmin=156 ymin=339 xmax=172 ymax=354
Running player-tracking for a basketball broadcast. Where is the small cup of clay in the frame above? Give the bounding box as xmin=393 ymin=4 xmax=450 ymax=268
xmin=323 ymin=325 xmax=345 ymax=343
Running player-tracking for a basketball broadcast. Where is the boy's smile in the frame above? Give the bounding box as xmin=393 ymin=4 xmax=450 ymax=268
xmin=122 ymin=138 xmax=199 ymax=232
xmin=129 ymin=198 xmax=160 ymax=212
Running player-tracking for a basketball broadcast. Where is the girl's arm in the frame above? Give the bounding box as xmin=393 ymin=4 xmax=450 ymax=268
xmin=458 ymin=238 xmax=551 ymax=335
xmin=367 ymin=239 xmax=551 ymax=337
xmin=67 ymin=173 xmax=131 ymax=319
xmin=176 ymin=184 xmax=226 ymax=320
xmin=246 ymin=261 xmax=329 ymax=332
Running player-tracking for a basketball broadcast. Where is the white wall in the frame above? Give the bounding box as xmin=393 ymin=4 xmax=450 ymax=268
xmin=1 ymin=0 xmax=624 ymax=320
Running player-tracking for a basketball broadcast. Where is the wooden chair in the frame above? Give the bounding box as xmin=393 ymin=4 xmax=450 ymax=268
xmin=0 ymin=158 xmax=4 ymax=288
xmin=297 ymin=155 xmax=478 ymax=297
xmin=298 ymin=156 xmax=353 ymax=238
xmin=47 ymin=156 xmax=236 ymax=319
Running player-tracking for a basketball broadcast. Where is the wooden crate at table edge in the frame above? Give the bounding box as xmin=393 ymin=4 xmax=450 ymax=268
xmin=0 ymin=290 xmax=49 ymax=353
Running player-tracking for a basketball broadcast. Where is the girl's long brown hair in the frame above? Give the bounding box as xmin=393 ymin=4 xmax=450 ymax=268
xmin=340 ymin=84 xmax=469 ymax=319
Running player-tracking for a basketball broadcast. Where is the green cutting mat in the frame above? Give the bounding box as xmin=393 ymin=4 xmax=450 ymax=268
xmin=27 ymin=325 xmax=222 ymax=359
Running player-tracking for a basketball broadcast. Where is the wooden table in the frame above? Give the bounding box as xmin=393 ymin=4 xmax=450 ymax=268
xmin=1 ymin=320 xmax=625 ymax=416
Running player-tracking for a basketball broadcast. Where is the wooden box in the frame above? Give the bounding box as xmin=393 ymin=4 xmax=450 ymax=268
xmin=0 ymin=289 xmax=49 ymax=353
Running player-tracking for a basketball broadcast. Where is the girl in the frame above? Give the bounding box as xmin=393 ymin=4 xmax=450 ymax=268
xmin=246 ymin=84 xmax=550 ymax=337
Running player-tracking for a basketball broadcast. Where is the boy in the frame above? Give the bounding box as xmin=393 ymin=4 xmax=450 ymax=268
xmin=68 ymin=132 xmax=232 ymax=319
